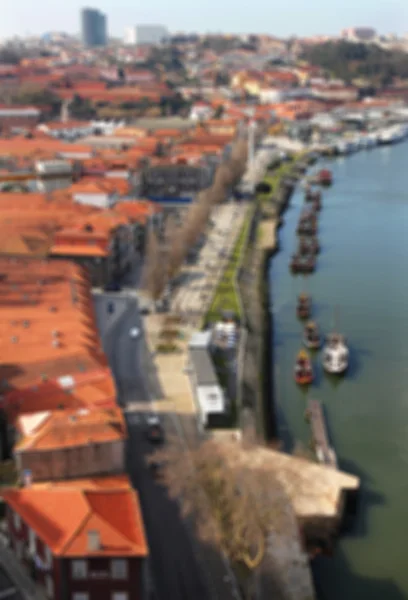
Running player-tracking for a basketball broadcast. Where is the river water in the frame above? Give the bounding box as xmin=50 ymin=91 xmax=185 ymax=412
xmin=270 ymin=142 xmax=408 ymax=600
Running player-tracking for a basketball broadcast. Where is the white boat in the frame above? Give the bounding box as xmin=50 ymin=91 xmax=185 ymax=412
xmin=365 ymin=133 xmax=378 ymax=148
xmin=378 ymin=125 xmax=406 ymax=145
xmin=322 ymin=333 xmax=349 ymax=374
xmin=336 ymin=140 xmax=352 ymax=155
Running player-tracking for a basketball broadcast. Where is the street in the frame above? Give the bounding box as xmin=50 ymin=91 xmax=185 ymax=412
xmin=93 ymin=290 xmax=213 ymax=600
xmin=94 ymin=292 xmax=148 ymax=405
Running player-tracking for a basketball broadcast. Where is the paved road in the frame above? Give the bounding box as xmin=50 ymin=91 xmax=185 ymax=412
xmin=94 ymin=293 xmax=147 ymax=406
xmin=125 ymin=422 xmax=210 ymax=600
xmin=93 ymin=291 xmax=213 ymax=600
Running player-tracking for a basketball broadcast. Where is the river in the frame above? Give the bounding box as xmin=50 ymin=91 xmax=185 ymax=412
xmin=270 ymin=142 xmax=408 ymax=600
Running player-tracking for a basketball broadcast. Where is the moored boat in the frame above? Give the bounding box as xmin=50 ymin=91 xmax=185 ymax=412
xmin=303 ymin=321 xmax=322 ymax=350
xmin=290 ymin=254 xmax=316 ymax=274
xmin=318 ymin=169 xmax=332 ymax=186
xmin=298 ymin=236 xmax=320 ymax=255
xmin=322 ymin=333 xmax=349 ymax=374
xmin=299 ymin=209 xmax=317 ymax=225
xmin=297 ymin=293 xmax=311 ymax=319
xmin=294 ymin=349 xmax=314 ymax=385
xmin=297 ymin=220 xmax=318 ymax=236
xmin=305 ymin=187 xmax=321 ymax=202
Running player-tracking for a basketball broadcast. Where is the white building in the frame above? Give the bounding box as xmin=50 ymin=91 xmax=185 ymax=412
xmin=188 ymin=331 xmax=227 ymax=429
xmin=341 ymin=27 xmax=376 ymax=42
xmin=124 ymin=24 xmax=169 ymax=46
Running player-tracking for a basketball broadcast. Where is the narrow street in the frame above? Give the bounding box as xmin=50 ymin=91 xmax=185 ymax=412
xmin=93 ymin=290 xmax=212 ymax=600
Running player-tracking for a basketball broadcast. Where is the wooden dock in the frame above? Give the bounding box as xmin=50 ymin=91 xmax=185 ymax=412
xmin=306 ymin=399 xmax=337 ymax=469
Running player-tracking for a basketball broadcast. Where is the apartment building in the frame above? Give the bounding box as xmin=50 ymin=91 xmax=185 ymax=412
xmin=13 ymin=407 xmax=126 ymax=482
xmin=3 ymin=485 xmax=148 ymax=600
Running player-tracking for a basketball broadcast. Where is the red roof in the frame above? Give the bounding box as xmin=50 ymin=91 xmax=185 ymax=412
xmin=2 ymin=486 xmax=148 ymax=558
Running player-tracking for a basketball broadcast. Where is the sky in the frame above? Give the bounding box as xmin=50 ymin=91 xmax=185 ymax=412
xmin=1 ymin=0 xmax=408 ymax=40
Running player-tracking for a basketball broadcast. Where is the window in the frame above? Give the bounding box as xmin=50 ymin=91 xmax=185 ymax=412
xmin=15 ymin=540 xmax=23 ymax=560
xmin=112 ymin=594 xmax=128 ymax=600
xmin=71 ymin=560 xmax=87 ymax=580
xmin=13 ymin=512 xmax=20 ymax=531
xmin=28 ymin=528 xmax=36 ymax=555
xmin=72 ymin=594 xmax=89 ymax=600
xmin=111 ymin=559 xmax=128 ymax=580
xmin=45 ymin=546 xmax=53 ymax=569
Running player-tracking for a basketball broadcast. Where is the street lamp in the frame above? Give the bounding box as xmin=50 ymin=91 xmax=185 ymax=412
xmin=248 ymin=119 xmax=257 ymax=168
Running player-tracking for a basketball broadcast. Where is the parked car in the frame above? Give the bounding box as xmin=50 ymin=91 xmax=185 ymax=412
xmin=149 ymin=460 xmax=166 ymax=480
xmin=129 ymin=327 xmax=140 ymax=339
xmin=146 ymin=415 xmax=164 ymax=444
xmin=104 ymin=281 xmax=122 ymax=292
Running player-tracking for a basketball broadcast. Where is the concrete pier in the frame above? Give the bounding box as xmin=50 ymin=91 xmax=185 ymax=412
xmin=306 ymin=399 xmax=337 ymax=469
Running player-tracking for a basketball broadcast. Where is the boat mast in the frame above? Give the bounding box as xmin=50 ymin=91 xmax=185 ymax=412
xmin=334 ymin=306 xmax=339 ymax=333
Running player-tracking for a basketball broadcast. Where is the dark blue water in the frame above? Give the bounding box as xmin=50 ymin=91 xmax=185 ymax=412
xmin=270 ymin=142 xmax=408 ymax=600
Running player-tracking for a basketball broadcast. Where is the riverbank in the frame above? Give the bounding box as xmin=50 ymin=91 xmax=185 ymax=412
xmin=238 ymin=155 xmax=310 ymax=440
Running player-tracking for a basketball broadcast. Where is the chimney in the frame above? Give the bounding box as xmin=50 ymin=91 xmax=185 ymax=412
xmin=87 ymin=530 xmax=101 ymax=552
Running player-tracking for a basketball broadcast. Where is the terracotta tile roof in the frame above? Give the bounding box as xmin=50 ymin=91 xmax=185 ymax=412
xmin=0 ymin=229 xmax=52 ymax=256
xmin=32 ymin=474 xmax=131 ymax=491
xmin=15 ymin=406 xmax=126 ymax=451
xmin=0 ymin=258 xmax=114 ymax=413
xmin=70 ymin=177 xmax=131 ymax=196
xmin=41 ymin=121 xmax=92 ymax=131
xmin=153 ymin=129 xmax=184 ymax=139
xmin=4 ymin=368 xmax=116 ymax=423
xmin=114 ymin=200 xmax=159 ymax=222
xmin=0 ymin=139 xmax=93 ymax=158
xmin=1 ymin=486 xmax=148 ymax=557
xmin=49 ymin=244 xmax=108 ymax=258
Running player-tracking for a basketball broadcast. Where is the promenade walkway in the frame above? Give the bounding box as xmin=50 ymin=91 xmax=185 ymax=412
xmin=171 ymin=201 xmax=249 ymax=329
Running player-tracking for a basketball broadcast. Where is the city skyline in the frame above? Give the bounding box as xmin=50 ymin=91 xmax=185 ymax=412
xmin=0 ymin=0 xmax=407 ymax=40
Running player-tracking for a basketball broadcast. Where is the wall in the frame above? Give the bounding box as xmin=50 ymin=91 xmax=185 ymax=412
xmin=6 ymin=505 xmax=56 ymax=598
xmin=0 ymin=115 xmax=40 ymax=133
xmin=237 ymin=169 xmax=301 ymax=441
xmin=6 ymin=506 xmax=143 ymax=600
xmin=15 ymin=439 xmax=125 ymax=482
xmin=66 ymin=556 xmax=142 ymax=600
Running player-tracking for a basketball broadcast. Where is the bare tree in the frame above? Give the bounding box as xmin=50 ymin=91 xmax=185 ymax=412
xmin=164 ymin=213 xmax=186 ymax=280
xmin=182 ymin=196 xmax=211 ymax=248
xmin=141 ymin=227 xmax=168 ymax=301
xmin=159 ymin=138 xmax=250 ymax=280
xmin=228 ymin=138 xmax=248 ymax=184
xmin=149 ymin=438 xmax=289 ymax=599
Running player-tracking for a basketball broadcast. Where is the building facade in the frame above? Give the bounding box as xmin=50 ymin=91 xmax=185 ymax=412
xmin=81 ymin=8 xmax=107 ymax=47
xmin=4 ymin=500 xmax=146 ymax=600
xmin=124 ymin=25 xmax=168 ymax=46
xmin=14 ymin=408 xmax=126 ymax=482
xmin=140 ymin=164 xmax=212 ymax=200
xmin=0 ymin=108 xmax=41 ymax=134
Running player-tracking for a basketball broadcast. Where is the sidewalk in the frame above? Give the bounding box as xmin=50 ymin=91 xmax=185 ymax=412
xmin=140 ymin=321 xmax=241 ymax=600
xmin=171 ymin=201 xmax=249 ymax=329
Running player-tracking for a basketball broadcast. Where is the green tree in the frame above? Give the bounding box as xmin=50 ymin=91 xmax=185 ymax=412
xmin=69 ymin=94 xmax=96 ymax=119
xmin=0 ymin=49 xmax=22 ymax=64
xmin=302 ymin=40 xmax=408 ymax=85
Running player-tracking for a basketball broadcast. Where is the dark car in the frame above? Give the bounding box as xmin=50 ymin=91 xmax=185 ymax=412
xmin=149 ymin=460 xmax=166 ymax=480
xmin=146 ymin=415 xmax=164 ymax=444
xmin=104 ymin=281 xmax=122 ymax=292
